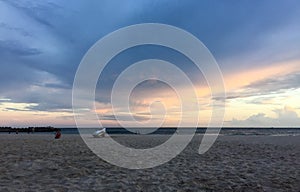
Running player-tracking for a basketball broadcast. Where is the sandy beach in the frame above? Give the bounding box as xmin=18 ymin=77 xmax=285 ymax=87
xmin=0 ymin=134 xmax=299 ymax=191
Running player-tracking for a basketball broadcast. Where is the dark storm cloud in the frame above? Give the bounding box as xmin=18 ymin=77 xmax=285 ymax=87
xmin=0 ymin=0 xmax=300 ymax=113
xmin=4 ymin=0 xmax=62 ymax=27
xmin=0 ymin=40 xmax=42 ymax=56
xmin=130 ymin=0 xmax=300 ymax=67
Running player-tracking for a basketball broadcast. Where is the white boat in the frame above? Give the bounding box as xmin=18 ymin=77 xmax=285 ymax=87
xmin=92 ymin=128 xmax=107 ymax=138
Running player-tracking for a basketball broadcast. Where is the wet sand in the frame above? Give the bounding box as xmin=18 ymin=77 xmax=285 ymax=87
xmin=0 ymin=134 xmax=299 ymax=191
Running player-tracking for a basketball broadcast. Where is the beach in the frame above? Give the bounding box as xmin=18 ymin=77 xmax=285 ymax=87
xmin=0 ymin=134 xmax=299 ymax=191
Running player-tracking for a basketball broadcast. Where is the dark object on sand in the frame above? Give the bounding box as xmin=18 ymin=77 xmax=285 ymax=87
xmin=55 ymin=130 xmax=61 ymax=139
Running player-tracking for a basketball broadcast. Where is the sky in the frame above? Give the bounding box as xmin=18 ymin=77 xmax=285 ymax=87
xmin=0 ymin=0 xmax=300 ymax=127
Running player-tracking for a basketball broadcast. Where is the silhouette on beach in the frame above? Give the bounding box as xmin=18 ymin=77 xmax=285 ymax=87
xmin=55 ymin=129 xmax=61 ymax=139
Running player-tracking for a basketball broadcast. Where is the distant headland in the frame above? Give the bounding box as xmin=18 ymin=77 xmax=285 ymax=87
xmin=0 ymin=126 xmax=60 ymax=134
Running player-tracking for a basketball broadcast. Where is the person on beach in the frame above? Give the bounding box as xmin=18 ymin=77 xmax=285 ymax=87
xmin=55 ymin=129 xmax=61 ymax=139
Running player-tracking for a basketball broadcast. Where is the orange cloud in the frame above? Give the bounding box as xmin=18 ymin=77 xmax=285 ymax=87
xmin=224 ymin=59 xmax=300 ymax=91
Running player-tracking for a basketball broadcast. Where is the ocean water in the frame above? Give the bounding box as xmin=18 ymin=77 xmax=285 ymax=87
xmin=2 ymin=127 xmax=299 ymax=136
xmin=58 ymin=127 xmax=300 ymax=136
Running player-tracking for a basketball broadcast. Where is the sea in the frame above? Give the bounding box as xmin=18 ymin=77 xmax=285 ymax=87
xmin=59 ymin=127 xmax=300 ymax=136
xmin=1 ymin=127 xmax=299 ymax=136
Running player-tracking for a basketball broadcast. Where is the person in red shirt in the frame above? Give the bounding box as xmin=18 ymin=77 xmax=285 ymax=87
xmin=55 ymin=129 xmax=61 ymax=139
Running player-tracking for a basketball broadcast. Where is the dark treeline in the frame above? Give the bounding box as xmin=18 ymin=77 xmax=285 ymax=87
xmin=0 ymin=126 xmax=60 ymax=134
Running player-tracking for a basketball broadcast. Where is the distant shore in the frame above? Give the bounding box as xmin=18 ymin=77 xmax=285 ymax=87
xmin=0 ymin=126 xmax=60 ymax=133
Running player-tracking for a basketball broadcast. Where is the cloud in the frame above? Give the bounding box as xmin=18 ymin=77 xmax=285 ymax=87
xmin=230 ymin=106 xmax=300 ymax=127
xmin=0 ymin=1 xmax=300 ymax=126
xmin=245 ymin=72 xmax=300 ymax=93
xmin=0 ymin=40 xmax=42 ymax=56
xmin=0 ymin=0 xmax=154 ymax=112
xmin=0 ymin=71 xmax=73 ymax=112
xmin=101 ymin=114 xmax=151 ymax=122
xmin=153 ymin=0 xmax=300 ymax=69
xmin=4 ymin=107 xmax=31 ymax=112
xmin=0 ymin=1 xmax=69 ymax=91
xmin=215 ymin=71 xmax=300 ymax=102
